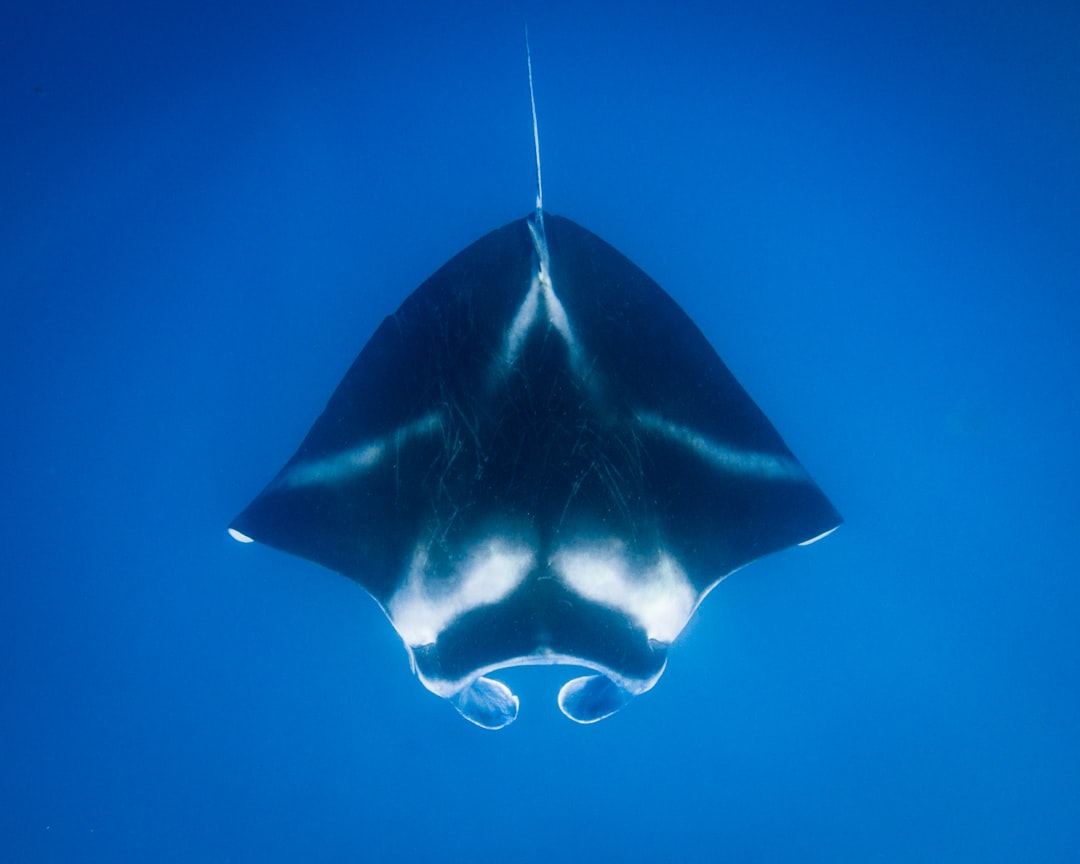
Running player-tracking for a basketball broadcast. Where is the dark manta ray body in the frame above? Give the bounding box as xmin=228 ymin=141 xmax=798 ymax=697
xmin=229 ymin=39 xmax=840 ymax=729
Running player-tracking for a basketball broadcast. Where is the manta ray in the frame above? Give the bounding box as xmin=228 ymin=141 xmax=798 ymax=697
xmin=229 ymin=35 xmax=840 ymax=729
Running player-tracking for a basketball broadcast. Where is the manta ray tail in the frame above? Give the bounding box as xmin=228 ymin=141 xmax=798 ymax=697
xmin=525 ymin=24 xmax=545 ymax=239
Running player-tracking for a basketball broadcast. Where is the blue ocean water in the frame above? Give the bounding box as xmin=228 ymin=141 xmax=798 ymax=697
xmin=2 ymin=1 xmax=1077 ymax=860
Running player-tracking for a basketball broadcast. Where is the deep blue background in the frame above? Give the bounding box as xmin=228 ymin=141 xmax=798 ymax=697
xmin=3 ymin=1 xmax=1078 ymax=860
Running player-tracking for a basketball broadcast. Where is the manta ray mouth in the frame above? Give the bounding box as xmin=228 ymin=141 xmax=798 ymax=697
xmin=443 ymin=666 xmax=655 ymax=730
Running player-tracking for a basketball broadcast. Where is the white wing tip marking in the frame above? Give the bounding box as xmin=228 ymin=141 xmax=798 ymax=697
xmin=798 ymin=526 xmax=839 ymax=546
